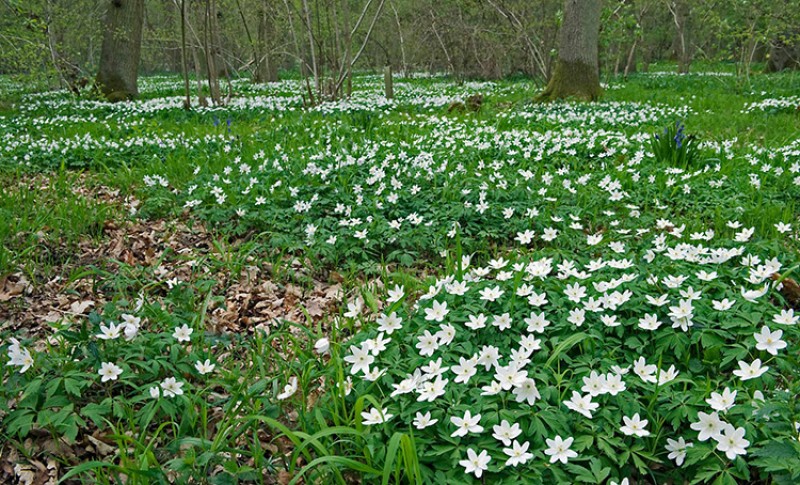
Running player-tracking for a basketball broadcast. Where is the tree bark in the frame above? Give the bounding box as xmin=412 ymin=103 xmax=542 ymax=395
xmin=538 ymin=0 xmax=602 ymax=102
xmin=384 ymin=64 xmax=393 ymax=98
xmin=95 ymin=0 xmax=145 ymax=101
xmin=179 ymin=0 xmax=191 ymax=109
xmin=623 ymin=38 xmax=638 ymax=78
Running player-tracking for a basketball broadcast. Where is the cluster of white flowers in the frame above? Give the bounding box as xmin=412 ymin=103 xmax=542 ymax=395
xmin=4 ymin=308 xmax=206 ymax=408
xmin=96 ymin=313 xmax=141 ymax=341
xmin=1 ymin=131 xmax=232 ymax=169
xmin=504 ymin=101 xmax=694 ymax=127
xmin=742 ymin=95 xmax=800 ymax=114
xmin=341 ymin=212 xmax=796 ymax=478
xmin=147 ymin=90 xmax=800 ymax=265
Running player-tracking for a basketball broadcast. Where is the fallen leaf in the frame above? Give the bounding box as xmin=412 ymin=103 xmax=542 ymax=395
xmin=0 ymin=274 xmax=29 ymax=302
xmin=87 ymin=434 xmax=116 ymax=456
xmin=69 ymin=300 xmax=95 ymax=315
xmin=277 ymin=470 xmax=293 ymax=485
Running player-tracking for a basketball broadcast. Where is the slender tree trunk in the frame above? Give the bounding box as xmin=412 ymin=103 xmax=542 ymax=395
xmin=233 ymin=0 xmax=259 ymax=81
xmin=280 ymin=0 xmax=305 ymax=77
xmin=301 ymin=0 xmax=320 ymax=97
xmin=668 ymin=0 xmax=691 ymax=74
xmin=191 ymin=44 xmax=208 ymax=107
xmin=538 ymin=0 xmax=602 ymax=101
xmin=332 ymin=0 xmax=342 ymax=81
xmin=623 ymin=38 xmax=638 ymax=78
xmin=255 ymin=5 xmax=279 ymax=82
xmin=179 ymin=0 xmax=191 ymax=109
xmin=203 ymin=0 xmax=221 ymax=104
xmin=384 ymin=64 xmax=393 ymax=98
xmin=388 ymin=0 xmax=407 ymax=77
xmin=342 ymin=0 xmax=353 ymax=96
xmin=625 ymin=3 xmax=648 ymax=79
xmin=430 ymin=10 xmax=454 ymax=74
xmin=485 ymin=0 xmax=548 ymax=81
xmin=333 ymin=0 xmax=385 ymax=95
xmin=210 ymin=0 xmax=230 ymax=102
xmin=43 ymin=2 xmax=70 ymax=90
xmin=95 ymin=0 xmax=145 ymax=101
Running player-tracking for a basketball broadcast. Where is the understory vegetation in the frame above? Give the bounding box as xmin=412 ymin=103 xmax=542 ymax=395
xmin=1 ymin=69 xmax=800 ymax=484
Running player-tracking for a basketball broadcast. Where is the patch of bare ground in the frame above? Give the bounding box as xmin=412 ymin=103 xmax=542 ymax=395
xmin=1 ymin=175 xmax=371 ymax=483
xmin=2 ymin=170 xmax=353 ymax=335
xmin=1 ymin=215 xmax=351 ymax=334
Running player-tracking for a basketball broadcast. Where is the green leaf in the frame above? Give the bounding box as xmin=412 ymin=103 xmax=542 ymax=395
xmin=81 ymin=401 xmax=112 ymax=427
xmin=5 ymin=409 xmax=35 ymax=438
xmin=589 ymin=458 xmax=611 ymax=482
xmin=573 ymin=434 xmax=594 ymax=451
xmin=63 ymin=378 xmax=82 ymax=398
xmin=58 ymin=460 xmax=122 ymax=483
xmin=289 ymin=456 xmax=381 ymax=485
xmin=596 ymin=438 xmax=619 ymax=465
xmin=565 ymin=463 xmax=595 ymax=483
xmin=546 ymin=332 xmax=590 ymax=367
xmin=752 ymin=440 xmax=799 ymax=460
xmin=382 ymin=432 xmax=405 ymax=485
xmin=18 ymin=377 xmax=44 ymax=408
xmin=700 ymin=331 xmax=726 ymax=348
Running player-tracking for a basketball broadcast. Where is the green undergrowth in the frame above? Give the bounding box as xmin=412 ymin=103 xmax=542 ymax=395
xmin=1 ymin=69 xmax=799 ymax=484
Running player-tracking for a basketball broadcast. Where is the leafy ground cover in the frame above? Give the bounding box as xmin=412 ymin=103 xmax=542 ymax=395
xmin=1 ymin=69 xmax=800 ymax=484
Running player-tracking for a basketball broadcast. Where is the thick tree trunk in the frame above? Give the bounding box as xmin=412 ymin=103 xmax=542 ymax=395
xmin=538 ymin=0 xmax=602 ymax=102
xmin=95 ymin=0 xmax=145 ymax=101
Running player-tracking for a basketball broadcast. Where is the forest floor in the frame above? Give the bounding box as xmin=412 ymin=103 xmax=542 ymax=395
xmin=1 ymin=67 xmax=800 ymax=484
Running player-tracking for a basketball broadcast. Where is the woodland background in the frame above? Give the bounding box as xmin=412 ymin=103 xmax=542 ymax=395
xmin=2 ymin=0 xmax=799 ymax=95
